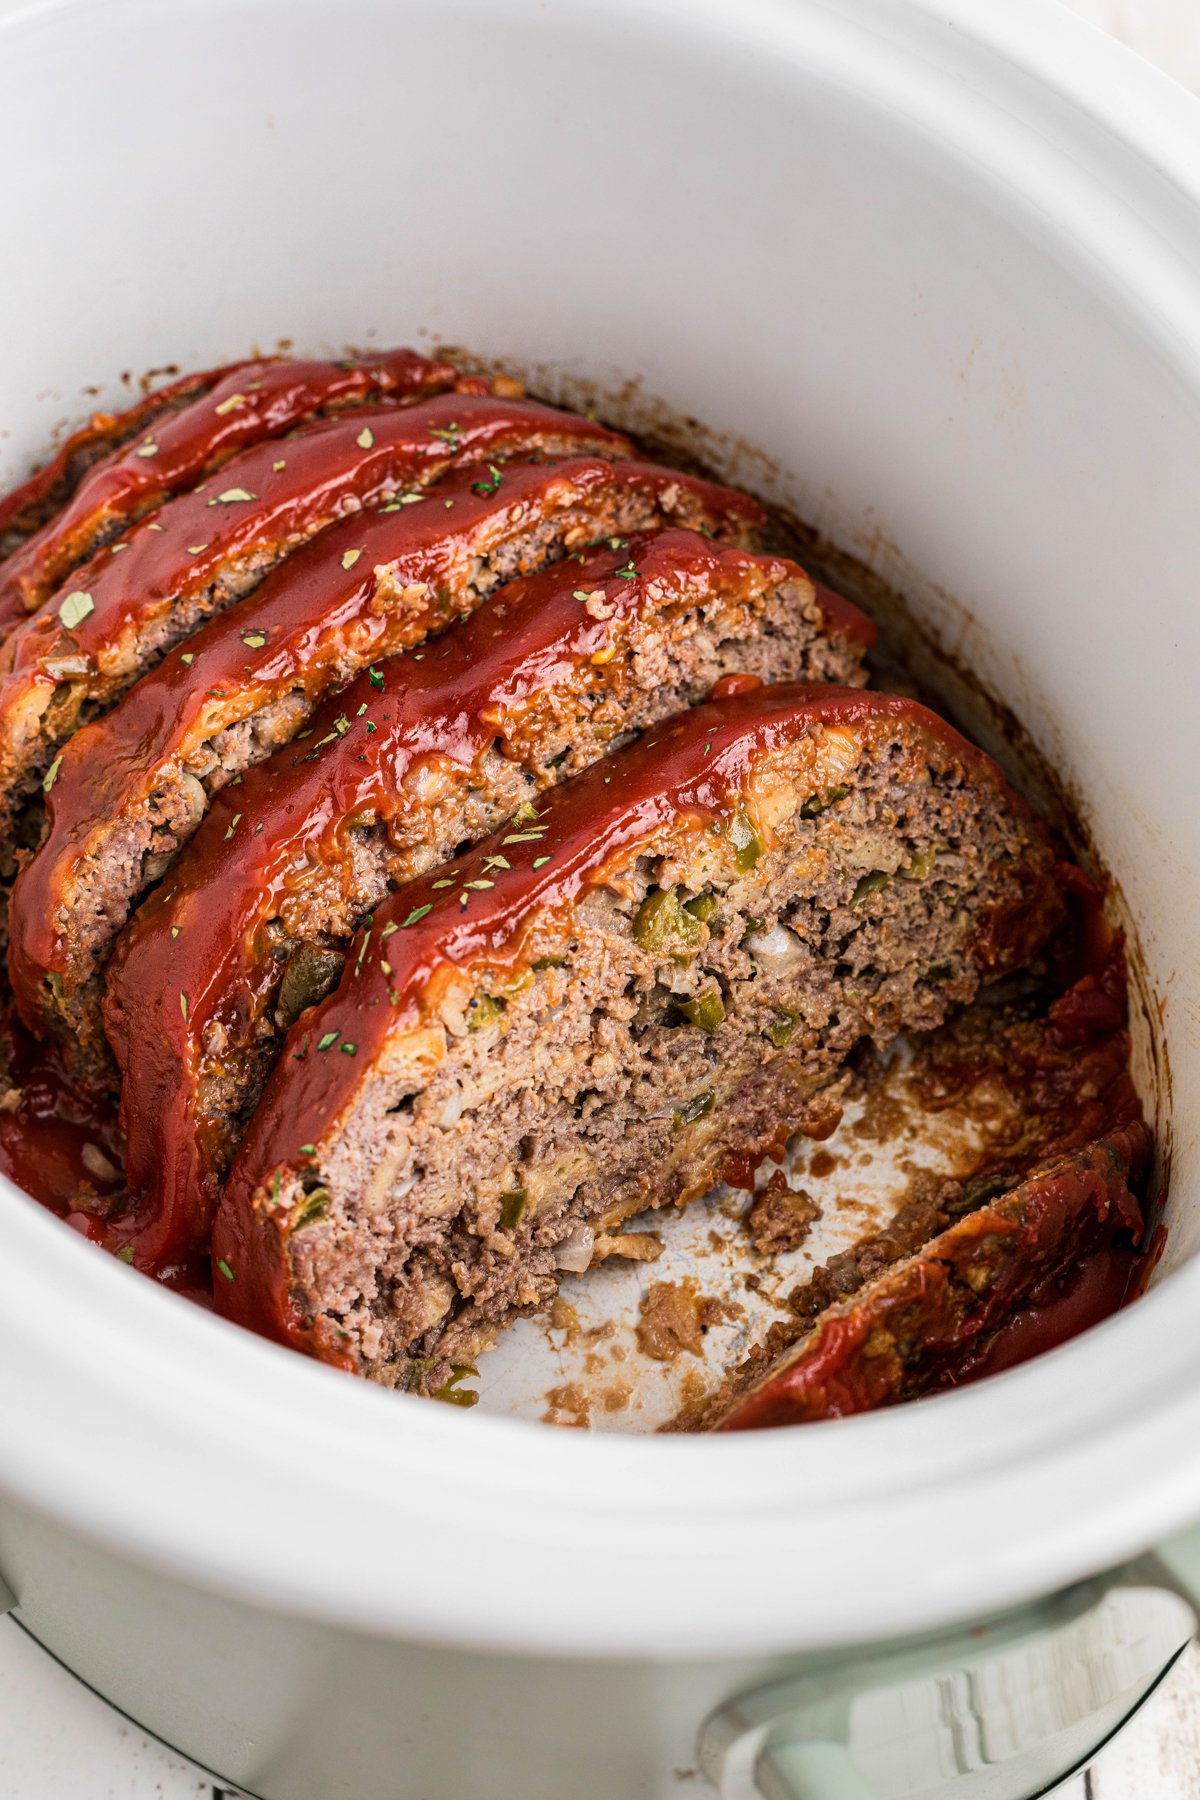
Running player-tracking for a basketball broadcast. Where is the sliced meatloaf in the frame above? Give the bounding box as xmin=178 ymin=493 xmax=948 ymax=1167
xmin=20 ymin=460 xmax=765 ymax=1076
xmin=706 ymin=1121 xmax=1149 ymax=1430
xmin=103 ymin=535 xmax=871 ymax=1268
xmin=0 ymin=362 xmax=252 ymax=557
xmin=0 ymin=349 xmax=468 ymax=629
xmin=0 ymin=395 xmax=632 ymax=866
xmin=209 ymin=683 xmax=1065 ymax=1388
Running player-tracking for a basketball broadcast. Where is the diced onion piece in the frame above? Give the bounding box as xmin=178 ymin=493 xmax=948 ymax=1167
xmin=554 ymin=1224 xmax=595 ymax=1273
xmin=744 ymin=922 xmax=803 ymax=971
xmin=81 ymin=1143 xmax=119 ymax=1184
xmin=435 ymin=1087 xmax=463 ymax=1130
xmin=177 ymin=769 xmax=209 ymax=818
xmin=41 ymin=652 xmax=93 ymax=680
xmin=818 ymin=724 xmax=861 ymax=783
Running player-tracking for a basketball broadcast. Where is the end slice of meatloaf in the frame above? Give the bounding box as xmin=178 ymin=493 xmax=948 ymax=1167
xmin=209 ymin=683 xmax=1065 ymax=1389
xmin=0 ymin=349 xmax=470 ymax=629
xmin=0 ymin=362 xmax=253 ymax=558
xmin=102 ymin=535 xmax=872 ymax=1269
xmin=0 ymin=395 xmax=634 ymax=866
xmin=18 ymin=459 xmax=765 ymax=1076
xmin=670 ymin=932 xmax=1145 ymax=1430
xmin=704 ymin=1121 xmax=1150 ymax=1430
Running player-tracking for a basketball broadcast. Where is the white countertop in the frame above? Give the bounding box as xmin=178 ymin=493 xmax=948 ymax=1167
xmin=3 ymin=1 xmax=1199 ymax=1795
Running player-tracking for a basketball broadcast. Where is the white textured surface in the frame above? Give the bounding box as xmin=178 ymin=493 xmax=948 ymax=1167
xmin=2 ymin=0 xmax=1200 ymax=1794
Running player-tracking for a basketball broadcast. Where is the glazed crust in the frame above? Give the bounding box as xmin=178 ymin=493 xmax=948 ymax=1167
xmin=0 ymin=364 xmax=245 ymax=557
xmin=0 ymin=394 xmax=635 ymax=869
xmin=0 ymin=348 xmax=466 ymax=628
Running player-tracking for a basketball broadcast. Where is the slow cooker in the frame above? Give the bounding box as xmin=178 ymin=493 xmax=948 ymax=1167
xmin=3 ymin=0 xmax=1200 ymax=1794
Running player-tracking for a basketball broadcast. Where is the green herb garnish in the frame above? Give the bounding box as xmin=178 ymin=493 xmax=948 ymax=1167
xmin=58 ymin=590 xmax=93 ymax=629
xmin=470 ymin=463 xmax=503 ymax=495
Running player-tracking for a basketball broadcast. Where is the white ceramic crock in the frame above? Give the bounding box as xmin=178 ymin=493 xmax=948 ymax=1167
xmin=3 ymin=1 xmax=1200 ymax=1794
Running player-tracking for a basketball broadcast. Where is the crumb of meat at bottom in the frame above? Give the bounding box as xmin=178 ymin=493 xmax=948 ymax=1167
xmin=748 ymin=1172 xmax=822 ymax=1255
xmin=791 ymin=1087 xmax=845 ymax=1142
xmin=636 ymin=1277 xmax=739 ymax=1361
xmin=549 ymin=1296 xmax=581 ymax=1339
xmin=595 ymin=1229 xmax=664 ymax=1262
xmin=542 ymin=1382 xmax=591 ymax=1428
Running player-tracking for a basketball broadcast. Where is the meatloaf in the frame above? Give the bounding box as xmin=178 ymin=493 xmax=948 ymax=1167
xmin=0 ymin=348 xmax=469 ymax=630
xmin=0 ymin=361 xmax=251 ymax=557
xmin=13 ymin=457 xmax=765 ymax=1077
xmin=210 ymin=683 xmax=1064 ymax=1389
xmin=103 ymin=535 xmax=872 ymax=1270
xmin=706 ymin=1122 xmax=1149 ymax=1430
xmin=0 ymin=394 xmax=631 ymax=872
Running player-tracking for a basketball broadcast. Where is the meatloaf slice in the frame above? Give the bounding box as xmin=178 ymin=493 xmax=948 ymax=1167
xmin=0 ymin=362 xmax=252 ymax=558
xmin=0 ymin=349 xmax=469 ymax=629
xmin=665 ymin=931 xmax=1144 ymax=1431
xmin=705 ymin=1122 xmax=1149 ymax=1430
xmin=20 ymin=459 xmax=763 ymax=1076
xmin=0 ymin=395 xmax=632 ymax=865
xmin=103 ymin=534 xmax=871 ymax=1269
xmin=209 ymin=683 xmax=1064 ymax=1388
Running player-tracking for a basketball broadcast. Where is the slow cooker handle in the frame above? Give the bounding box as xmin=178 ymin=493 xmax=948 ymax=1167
xmin=700 ymin=1524 xmax=1200 ymax=1800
